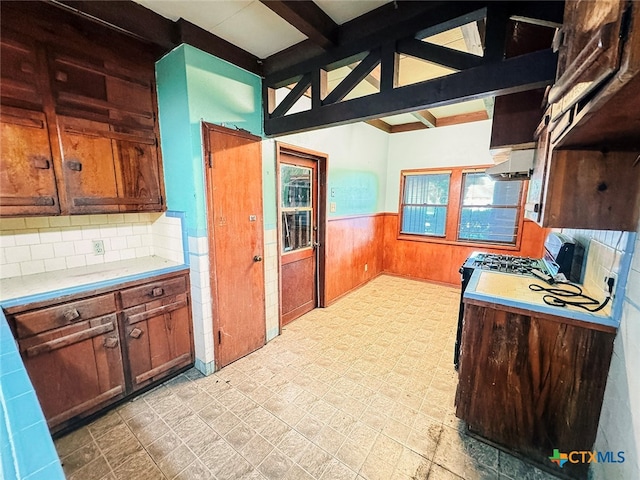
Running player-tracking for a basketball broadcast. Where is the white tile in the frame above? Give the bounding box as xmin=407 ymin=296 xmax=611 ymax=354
xmin=85 ymin=254 xmax=105 ymax=266
xmin=53 ymin=242 xmax=75 ymax=257
xmin=135 ymin=246 xmax=150 ymax=257
xmin=138 ymin=213 xmax=152 ymax=222
xmin=127 ymin=235 xmax=142 ymax=248
xmin=25 ymin=217 xmax=50 ymax=229
xmin=0 ymin=234 xmax=16 ymax=248
xmin=1 ymin=263 xmax=21 ymax=279
xmin=20 ymin=259 xmax=45 ymax=275
xmin=44 ymin=257 xmax=67 ymax=272
xmin=132 ymin=223 xmax=149 ymax=235
xmin=30 ymin=244 xmax=55 ymax=260
xmin=120 ymin=248 xmax=136 ymax=260
xmin=110 ymin=237 xmax=128 ymax=250
xmin=99 ymin=225 xmax=118 ymax=238
xmin=70 ymin=216 xmax=91 ymax=226
xmin=103 ymin=250 xmax=122 ymax=263
xmin=74 ymin=240 xmax=93 ymax=255
xmin=81 ymin=226 xmax=101 ymax=240
xmin=5 ymin=246 xmax=31 ymax=263
xmin=65 ymin=255 xmax=86 ymax=269
xmin=60 ymin=228 xmax=83 ymax=242
xmin=38 ymin=229 xmax=63 ymax=244
xmin=123 ymin=213 xmax=140 ymax=223
xmin=141 ymin=234 xmax=154 ymax=247
xmin=14 ymin=230 xmax=40 ymax=246
xmin=48 ymin=216 xmax=71 ymax=227
xmin=0 ymin=218 xmax=26 ymax=230
xmin=117 ymin=225 xmax=133 ymax=237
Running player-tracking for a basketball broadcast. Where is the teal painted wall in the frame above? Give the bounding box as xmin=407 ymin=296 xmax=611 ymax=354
xmin=156 ymin=45 xmax=263 ymax=237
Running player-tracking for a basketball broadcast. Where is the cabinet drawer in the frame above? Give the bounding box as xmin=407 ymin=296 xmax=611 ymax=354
xmin=119 ymin=275 xmax=187 ymax=308
xmin=13 ymin=293 xmax=116 ymax=339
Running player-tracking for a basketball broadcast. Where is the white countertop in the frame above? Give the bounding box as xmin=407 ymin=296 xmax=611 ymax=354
xmin=464 ymin=270 xmax=617 ymax=330
xmin=0 ymin=256 xmax=187 ymax=307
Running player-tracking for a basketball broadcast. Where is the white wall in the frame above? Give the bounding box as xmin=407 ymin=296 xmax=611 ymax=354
xmin=384 ymin=120 xmax=494 ymax=211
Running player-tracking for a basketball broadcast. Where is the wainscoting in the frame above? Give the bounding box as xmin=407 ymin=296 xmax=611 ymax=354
xmin=323 ymin=213 xmax=550 ymax=302
xmin=325 ymin=214 xmax=385 ymax=304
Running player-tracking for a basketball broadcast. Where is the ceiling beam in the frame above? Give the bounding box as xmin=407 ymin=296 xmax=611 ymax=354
xmin=48 ymin=0 xmax=263 ymax=75
xmin=260 ymin=1 xmax=338 ymax=50
xmin=323 ymin=50 xmax=380 ymax=105
xmin=397 ymin=39 xmax=483 ymax=71
xmin=264 ymin=48 xmax=557 ymax=136
xmin=366 ymin=119 xmax=393 ymax=133
xmin=437 ymin=110 xmax=489 ymax=127
xmin=412 ymin=110 xmax=438 ymax=128
xmin=271 ymin=73 xmax=312 ymax=118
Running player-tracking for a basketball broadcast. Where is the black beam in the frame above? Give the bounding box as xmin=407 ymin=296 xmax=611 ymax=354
xmin=263 ymin=1 xmax=484 ymax=81
xmin=397 ymin=39 xmax=484 ymax=71
xmin=271 ymin=73 xmax=312 ymax=118
xmin=323 ymin=50 xmax=380 ymax=105
xmin=264 ymin=48 xmax=557 ymax=136
xmin=177 ymin=19 xmax=262 ymax=76
xmin=260 ymin=1 xmax=338 ymax=49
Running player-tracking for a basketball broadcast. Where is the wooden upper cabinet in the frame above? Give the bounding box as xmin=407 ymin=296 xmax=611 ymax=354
xmin=0 ymin=14 xmax=165 ymax=217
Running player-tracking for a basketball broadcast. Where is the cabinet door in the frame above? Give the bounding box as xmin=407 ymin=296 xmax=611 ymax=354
xmin=17 ymin=314 xmax=125 ymax=432
xmin=0 ymin=108 xmax=59 ymax=215
xmin=524 ymin=118 xmax=550 ymax=222
xmin=121 ymin=277 xmax=194 ymax=392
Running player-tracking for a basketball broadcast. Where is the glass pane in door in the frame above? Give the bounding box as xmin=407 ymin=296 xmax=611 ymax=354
xmin=282 ymin=211 xmax=312 ymax=252
xmin=281 ymin=165 xmax=312 ymax=208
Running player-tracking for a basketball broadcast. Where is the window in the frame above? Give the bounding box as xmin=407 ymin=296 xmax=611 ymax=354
xmin=400 ymin=172 xmax=450 ymax=237
xmin=458 ymin=173 xmax=523 ymax=244
xmin=281 ymin=164 xmax=313 ymax=252
xmin=398 ymin=167 xmax=525 ymax=247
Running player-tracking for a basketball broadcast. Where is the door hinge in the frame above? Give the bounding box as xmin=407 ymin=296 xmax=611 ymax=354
xmin=208 ymin=152 xmax=213 ymax=168
xmin=218 ymin=330 xmax=221 ymax=344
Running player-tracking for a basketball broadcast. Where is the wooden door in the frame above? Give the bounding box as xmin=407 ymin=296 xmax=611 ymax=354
xmin=121 ymin=274 xmax=194 ymax=392
xmin=204 ymin=124 xmax=266 ymax=369
xmin=278 ymin=153 xmax=318 ymax=325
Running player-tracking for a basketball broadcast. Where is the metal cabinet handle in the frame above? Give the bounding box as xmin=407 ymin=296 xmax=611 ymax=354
xmin=31 ymin=156 xmax=50 ymax=169
xmin=103 ymin=337 xmax=118 ymax=348
xmin=152 ymin=287 xmax=164 ymax=297
xmin=253 ymin=255 xmax=262 ymax=262
xmin=64 ymin=309 xmax=80 ymax=322
xmin=129 ymin=328 xmax=143 ymax=339
xmin=66 ymin=160 xmax=82 ymax=171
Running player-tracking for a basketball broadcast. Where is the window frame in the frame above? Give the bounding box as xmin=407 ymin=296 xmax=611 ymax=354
xmin=398 ymin=170 xmax=451 ymax=239
xmin=397 ymin=166 xmax=527 ymax=250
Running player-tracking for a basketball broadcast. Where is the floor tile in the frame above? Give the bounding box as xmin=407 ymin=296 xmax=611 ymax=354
xmin=55 ymin=275 xmax=563 ymax=480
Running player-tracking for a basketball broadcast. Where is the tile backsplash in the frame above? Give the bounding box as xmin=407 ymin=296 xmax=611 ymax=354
xmin=0 ymin=213 xmax=184 ymax=279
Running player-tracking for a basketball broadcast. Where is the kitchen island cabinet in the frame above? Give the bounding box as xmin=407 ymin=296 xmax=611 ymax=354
xmin=455 ymin=298 xmax=616 ymax=480
xmin=3 ymin=268 xmax=194 ymax=435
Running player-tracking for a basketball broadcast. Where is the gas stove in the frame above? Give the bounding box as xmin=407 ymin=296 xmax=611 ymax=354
xmin=464 ymin=252 xmax=546 ymax=276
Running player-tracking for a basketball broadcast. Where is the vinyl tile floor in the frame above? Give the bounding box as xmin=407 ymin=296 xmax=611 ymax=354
xmin=55 ymin=275 xmax=561 ymax=480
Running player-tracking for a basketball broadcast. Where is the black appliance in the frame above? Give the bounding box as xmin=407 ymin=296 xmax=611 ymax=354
xmin=453 ymin=233 xmax=577 ymax=370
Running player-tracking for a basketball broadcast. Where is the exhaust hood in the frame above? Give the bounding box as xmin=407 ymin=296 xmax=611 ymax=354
xmin=486 ymin=149 xmax=534 ymax=181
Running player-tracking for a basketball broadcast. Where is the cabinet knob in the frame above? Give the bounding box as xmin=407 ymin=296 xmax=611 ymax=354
xmin=103 ymin=337 xmax=118 ymax=349
xmin=64 ymin=309 xmax=80 ymax=322
xmin=129 ymin=328 xmax=143 ymax=339
xmin=152 ymin=287 xmax=164 ymax=297
xmin=253 ymin=255 xmax=262 ymax=262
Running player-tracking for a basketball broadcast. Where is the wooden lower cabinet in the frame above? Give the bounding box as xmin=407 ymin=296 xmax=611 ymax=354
xmin=455 ymin=301 xmax=616 ymax=480
xmin=5 ymin=270 xmax=193 ymax=434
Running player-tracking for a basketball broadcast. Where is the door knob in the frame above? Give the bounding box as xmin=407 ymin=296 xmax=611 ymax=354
xmin=253 ymin=255 xmax=262 ymax=262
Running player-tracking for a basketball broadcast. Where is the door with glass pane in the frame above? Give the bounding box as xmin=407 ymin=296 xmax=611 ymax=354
xmin=279 ymin=154 xmax=318 ymax=325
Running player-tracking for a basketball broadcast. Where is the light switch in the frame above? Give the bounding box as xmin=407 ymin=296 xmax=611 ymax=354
xmin=330 ymin=202 xmax=336 ymax=213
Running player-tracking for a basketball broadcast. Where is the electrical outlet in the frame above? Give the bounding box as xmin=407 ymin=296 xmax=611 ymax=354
xmin=364 ymin=263 xmax=368 ymax=272
xmin=604 ymin=273 xmax=618 ymax=296
xmin=330 ymin=202 xmax=337 ymax=213
xmin=92 ymin=240 xmax=105 ymax=255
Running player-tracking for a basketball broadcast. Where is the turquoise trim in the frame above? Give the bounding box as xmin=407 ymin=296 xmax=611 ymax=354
xmin=0 ymin=265 xmax=189 ymax=309
xmin=1 ymin=312 xmax=64 ymax=480
xmin=194 ymin=358 xmax=215 ymax=376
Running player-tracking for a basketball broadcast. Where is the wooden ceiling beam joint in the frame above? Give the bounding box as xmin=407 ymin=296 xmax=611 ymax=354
xmin=397 ymin=39 xmax=483 ymax=71
xmin=322 ymin=49 xmax=381 ymax=106
xmin=260 ymin=0 xmax=338 ymax=50
xmin=270 ymin=72 xmax=312 ymax=118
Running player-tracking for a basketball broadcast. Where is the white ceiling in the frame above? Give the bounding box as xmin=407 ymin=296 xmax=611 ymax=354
xmin=133 ymin=0 xmax=491 ymax=128
xmin=134 ymin=0 xmax=391 ymax=58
